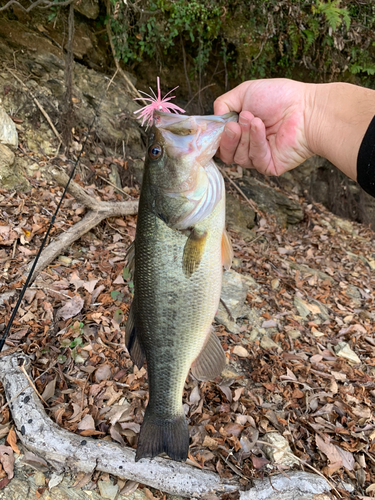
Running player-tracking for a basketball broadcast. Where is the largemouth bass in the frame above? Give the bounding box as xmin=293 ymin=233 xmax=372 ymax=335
xmin=126 ymin=110 xmax=237 ymax=461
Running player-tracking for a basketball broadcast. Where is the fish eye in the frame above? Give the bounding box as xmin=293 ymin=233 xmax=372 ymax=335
xmin=148 ymin=143 xmax=163 ymax=160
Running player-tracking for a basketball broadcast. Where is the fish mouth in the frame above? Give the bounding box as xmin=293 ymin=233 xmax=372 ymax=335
xmin=154 ymin=111 xmax=238 ymax=167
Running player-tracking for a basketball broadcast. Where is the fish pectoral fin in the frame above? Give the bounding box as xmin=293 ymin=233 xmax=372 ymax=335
xmin=191 ymin=329 xmax=226 ymax=381
xmin=182 ymin=228 xmax=207 ymax=278
xmin=221 ymin=228 xmax=233 ymax=271
xmin=125 ymin=301 xmax=145 ymax=368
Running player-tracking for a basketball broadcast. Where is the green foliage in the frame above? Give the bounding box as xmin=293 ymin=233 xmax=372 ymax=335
xmin=313 ymin=0 xmax=350 ymax=31
xmin=107 ymin=0 xmax=375 ymax=87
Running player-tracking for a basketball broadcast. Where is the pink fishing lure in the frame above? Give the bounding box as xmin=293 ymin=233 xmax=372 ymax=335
xmin=134 ymin=77 xmax=185 ymax=127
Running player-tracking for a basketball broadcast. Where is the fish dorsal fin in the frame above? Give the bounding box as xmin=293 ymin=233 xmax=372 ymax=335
xmin=182 ymin=228 xmax=207 ymax=278
xmin=171 ymin=160 xmax=224 ymax=230
xmin=125 ymin=301 xmax=145 ymax=368
xmin=191 ymin=329 xmax=226 ymax=381
xmin=221 ymin=228 xmax=233 ymax=271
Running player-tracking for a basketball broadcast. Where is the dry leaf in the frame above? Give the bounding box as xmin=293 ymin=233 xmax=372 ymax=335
xmin=0 ymin=446 xmax=14 ymax=479
xmin=6 ymin=428 xmax=20 ymax=455
xmin=41 ymin=378 xmax=56 ymax=402
xmin=77 ymin=414 xmax=95 ymax=431
xmin=57 ymin=295 xmax=84 ymax=320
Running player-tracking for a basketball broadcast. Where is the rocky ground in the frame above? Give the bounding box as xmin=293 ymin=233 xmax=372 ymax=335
xmin=0 ymin=9 xmax=375 ymax=500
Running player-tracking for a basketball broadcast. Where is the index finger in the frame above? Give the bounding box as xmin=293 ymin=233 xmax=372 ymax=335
xmin=213 ymin=81 xmax=252 ymax=116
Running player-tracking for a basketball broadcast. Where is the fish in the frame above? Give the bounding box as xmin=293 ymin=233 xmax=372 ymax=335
xmin=125 ymin=110 xmax=238 ymax=462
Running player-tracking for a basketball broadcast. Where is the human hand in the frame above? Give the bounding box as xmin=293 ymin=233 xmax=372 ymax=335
xmin=214 ymin=79 xmax=315 ymax=176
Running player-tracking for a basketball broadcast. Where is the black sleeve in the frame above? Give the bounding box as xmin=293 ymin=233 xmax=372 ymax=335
xmin=357 ymin=115 xmax=375 ymax=198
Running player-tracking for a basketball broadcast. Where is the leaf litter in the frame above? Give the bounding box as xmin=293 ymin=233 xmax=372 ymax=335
xmin=0 ymin=153 xmax=375 ymax=498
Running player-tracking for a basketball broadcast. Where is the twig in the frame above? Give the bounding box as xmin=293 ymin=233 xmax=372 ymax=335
xmin=0 ymin=0 xmax=73 ymax=12
xmin=18 ymin=359 xmax=48 ymax=407
xmin=185 ymin=84 xmax=216 ymax=110
xmin=256 ymin=440 xmax=341 ymax=498
xmin=105 ymin=0 xmax=146 ymax=105
xmin=219 ymin=166 xmax=262 ymax=215
xmin=8 ymin=68 xmax=62 ymax=143
xmin=0 ymin=360 xmax=58 ymax=413
xmin=97 ymin=174 xmax=131 ymax=198
xmin=180 ymin=34 xmax=192 ymax=101
xmin=25 ymin=168 xmax=138 ymax=281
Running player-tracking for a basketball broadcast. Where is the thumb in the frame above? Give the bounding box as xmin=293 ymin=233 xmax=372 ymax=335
xmin=213 ymin=97 xmax=231 ymax=116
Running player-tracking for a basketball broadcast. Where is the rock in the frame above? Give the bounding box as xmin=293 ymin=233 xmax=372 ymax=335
xmin=288 ymin=262 xmax=335 ymax=284
xmin=98 ymin=480 xmax=119 ymax=500
xmin=225 ymin=193 xmax=256 ymax=241
xmin=74 ymin=0 xmax=99 ymax=19
xmin=0 ymin=144 xmax=29 ymax=190
xmin=0 ymin=106 xmax=18 ymax=147
xmin=294 ymin=296 xmax=311 ymax=319
xmin=287 ymin=330 xmax=301 ymax=339
xmin=34 ymin=472 xmax=46 ymax=487
xmin=260 ymin=336 xmax=279 ymax=350
xmin=239 ymin=471 xmax=331 ymax=500
xmin=233 ymin=345 xmax=249 ymax=357
xmin=215 ymin=270 xmax=248 ymax=333
xmin=237 ymin=176 xmax=304 ymax=226
xmin=262 ymin=433 xmax=299 ymax=467
xmin=344 ymin=285 xmax=362 ymax=305
xmin=293 ymin=296 xmax=329 ymax=322
xmin=332 ymin=217 xmax=354 ymax=234
xmin=334 ymin=342 xmax=361 ymax=364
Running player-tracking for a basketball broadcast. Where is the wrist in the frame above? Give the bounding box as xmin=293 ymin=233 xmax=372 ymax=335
xmin=304 ymin=82 xmax=375 ymax=180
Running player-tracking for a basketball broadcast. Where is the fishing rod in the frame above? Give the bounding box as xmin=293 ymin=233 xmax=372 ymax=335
xmin=0 ymin=117 xmax=96 ymax=353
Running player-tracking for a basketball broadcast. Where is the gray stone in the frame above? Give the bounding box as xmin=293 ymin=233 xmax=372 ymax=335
xmin=226 ymin=193 xmax=256 ymax=241
xmin=74 ymin=0 xmax=99 ymax=19
xmin=334 ymin=342 xmax=361 ymax=364
xmin=0 ymin=107 xmax=18 ymax=147
xmin=238 ymin=176 xmax=304 ymax=226
xmin=262 ymin=432 xmax=299 ymax=467
xmin=294 ymin=296 xmax=311 ymax=319
xmin=98 ymin=480 xmax=119 ymax=500
xmin=260 ymin=336 xmax=279 ymax=350
xmin=215 ymin=270 xmax=248 ymax=333
xmin=0 ymin=144 xmax=29 ymax=190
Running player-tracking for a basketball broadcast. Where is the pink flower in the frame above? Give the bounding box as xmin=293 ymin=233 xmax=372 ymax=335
xmin=134 ymin=77 xmax=185 ymax=127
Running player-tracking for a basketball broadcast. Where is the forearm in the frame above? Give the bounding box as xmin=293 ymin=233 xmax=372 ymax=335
xmin=305 ymin=82 xmax=375 ymax=181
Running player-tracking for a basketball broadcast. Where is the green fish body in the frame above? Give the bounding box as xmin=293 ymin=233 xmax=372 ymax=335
xmin=126 ymin=111 xmax=237 ymax=461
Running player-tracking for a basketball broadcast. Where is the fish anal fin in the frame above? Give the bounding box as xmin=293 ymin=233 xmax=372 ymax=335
xmin=221 ymin=228 xmax=233 ymax=271
xmin=191 ymin=329 xmax=226 ymax=381
xmin=125 ymin=301 xmax=145 ymax=368
xmin=182 ymin=228 xmax=207 ymax=278
xmin=136 ymin=408 xmax=189 ymax=462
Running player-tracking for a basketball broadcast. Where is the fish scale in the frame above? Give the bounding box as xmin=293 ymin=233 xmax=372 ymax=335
xmin=125 ymin=110 xmax=237 ymax=461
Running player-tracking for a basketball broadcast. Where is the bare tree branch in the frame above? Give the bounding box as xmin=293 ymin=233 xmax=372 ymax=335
xmin=26 ymin=168 xmax=138 ymax=281
xmin=0 ymin=0 xmax=73 ymax=12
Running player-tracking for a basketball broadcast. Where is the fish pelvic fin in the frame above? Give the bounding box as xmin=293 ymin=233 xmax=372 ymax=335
xmin=125 ymin=301 xmax=145 ymax=368
xmin=135 ymin=409 xmax=189 ymax=462
xmin=221 ymin=228 xmax=233 ymax=271
xmin=191 ymin=329 xmax=227 ymax=381
xmin=182 ymin=228 xmax=207 ymax=278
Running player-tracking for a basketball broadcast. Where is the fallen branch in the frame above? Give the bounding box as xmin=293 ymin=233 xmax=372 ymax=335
xmin=0 ymin=353 xmax=237 ymax=498
xmin=0 ymin=352 xmax=333 ymax=499
xmin=26 ymin=168 xmax=138 ymax=280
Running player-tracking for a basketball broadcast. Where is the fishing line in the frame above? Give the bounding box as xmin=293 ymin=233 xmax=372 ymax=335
xmin=0 ymin=72 xmax=125 ymax=352
xmin=0 ymin=118 xmax=95 ymax=353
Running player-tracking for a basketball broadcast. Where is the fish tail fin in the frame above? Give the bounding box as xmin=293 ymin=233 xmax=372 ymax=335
xmin=135 ymin=408 xmax=189 ymax=462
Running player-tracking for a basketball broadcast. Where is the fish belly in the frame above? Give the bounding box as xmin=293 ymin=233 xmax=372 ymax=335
xmin=134 ymin=197 xmax=224 ymax=461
